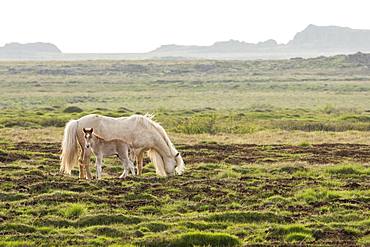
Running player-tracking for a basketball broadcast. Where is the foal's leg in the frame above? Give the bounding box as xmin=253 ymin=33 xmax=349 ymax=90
xmin=81 ymin=147 xmax=93 ymax=179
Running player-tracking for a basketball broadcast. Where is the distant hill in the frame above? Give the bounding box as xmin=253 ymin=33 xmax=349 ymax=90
xmin=288 ymin=24 xmax=370 ymax=51
xmin=0 ymin=42 xmax=61 ymax=59
xmin=150 ymin=25 xmax=370 ymax=59
xmin=2 ymin=25 xmax=370 ymax=60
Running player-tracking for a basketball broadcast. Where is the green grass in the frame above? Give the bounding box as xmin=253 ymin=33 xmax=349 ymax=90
xmin=61 ymin=203 xmax=88 ymax=219
xmin=0 ymin=58 xmax=369 ymax=245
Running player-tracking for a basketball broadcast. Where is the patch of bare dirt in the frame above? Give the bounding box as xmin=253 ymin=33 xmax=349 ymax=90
xmin=179 ymin=143 xmax=370 ymax=164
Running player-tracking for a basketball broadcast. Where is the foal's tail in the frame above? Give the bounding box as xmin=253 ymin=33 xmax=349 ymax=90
xmin=60 ymin=120 xmax=79 ymax=175
xmin=147 ymin=149 xmax=167 ymax=177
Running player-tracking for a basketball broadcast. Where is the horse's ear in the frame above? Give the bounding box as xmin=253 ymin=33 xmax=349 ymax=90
xmin=91 ymin=128 xmax=94 ymax=133
xmin=83 ymin=128 xmax=87 ymax=133
xmin=175 ymin=153 xmax=180 ymax=157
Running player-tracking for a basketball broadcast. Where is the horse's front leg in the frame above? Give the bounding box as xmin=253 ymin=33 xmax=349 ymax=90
xmin=95 ymin=154 xmax=103 ymax=179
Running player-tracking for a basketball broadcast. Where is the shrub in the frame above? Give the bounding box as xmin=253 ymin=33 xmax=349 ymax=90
xmin=63 ymin=106 xmax=83 ymax=113
xmin=39 ymin=118 xmax=66 ymax=127
xmin=176 ymin=115 xmax=218 ymax=134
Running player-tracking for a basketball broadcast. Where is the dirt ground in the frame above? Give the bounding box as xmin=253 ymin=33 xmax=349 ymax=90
xmin=2 ymin=142 xmax=370 ymax=165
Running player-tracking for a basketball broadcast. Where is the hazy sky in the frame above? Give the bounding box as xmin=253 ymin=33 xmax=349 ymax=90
xmin=1 ymin=0 xmax=369 ymax=53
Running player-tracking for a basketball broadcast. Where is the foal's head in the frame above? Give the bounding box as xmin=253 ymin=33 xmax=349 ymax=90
xmin=83 ymin=128 xmax=97 ymax=149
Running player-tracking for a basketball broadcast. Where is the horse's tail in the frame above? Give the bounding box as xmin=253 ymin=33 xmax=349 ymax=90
xmin=147 ymin=149 xmax=167 ymax=176
xmin=60 ymin=120 xmax=79 ymax=175
xmin=150 ymin=120 xmax=185 ymax=175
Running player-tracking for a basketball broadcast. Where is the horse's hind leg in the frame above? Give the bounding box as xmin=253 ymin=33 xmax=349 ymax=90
xmin=119 ymin=145 xmax=136 ymax=178
xmin=136 ymin=151 xmax=144 ymax=176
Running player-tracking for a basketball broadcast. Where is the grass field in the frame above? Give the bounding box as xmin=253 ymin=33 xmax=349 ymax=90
xmin=0 ymin=55 xmax=369 ymax=246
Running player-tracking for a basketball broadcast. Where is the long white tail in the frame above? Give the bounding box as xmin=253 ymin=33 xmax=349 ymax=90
xmin=60 ymin=120 xmax=79 ymax=175
xmin=147 ymin=149 xmax=167 ymax=176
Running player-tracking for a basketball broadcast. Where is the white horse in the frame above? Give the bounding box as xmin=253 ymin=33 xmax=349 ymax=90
xmin=83 ymin=127 xmax=136 ymax=179
xmin=60 ymin=114 xmax=185 ymax=179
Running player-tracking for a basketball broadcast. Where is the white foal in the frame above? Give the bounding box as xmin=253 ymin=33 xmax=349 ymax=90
xmin=83 ymin=128 xmax=136 ymax=179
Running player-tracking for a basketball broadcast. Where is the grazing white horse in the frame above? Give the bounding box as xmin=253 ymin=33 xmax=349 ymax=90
xmin=60 ymin=114 xmax=185 ymax=179
xmin=83 ymin=127 xmax=136 ymax=179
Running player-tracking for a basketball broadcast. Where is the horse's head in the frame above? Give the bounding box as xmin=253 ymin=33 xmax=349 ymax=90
xmin=83 ymin=128 xmax=95 ymax=149
xmin=164 ymin=152 xmax=184 ymax=176
xmin=174 ymin=152 xmax=185 ymax=175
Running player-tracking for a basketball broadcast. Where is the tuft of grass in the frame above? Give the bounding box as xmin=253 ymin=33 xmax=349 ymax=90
xmin=264 ymin=195 xmax=290 ymax=206
xmin=295 ymin=187 xmax=340 ymax=204
xmin=215 ymin=168 xmax=241 ymax=179
xmin=326 ymin=163 xmax=367 ymax=176
xmin=205 ymin=211 xmax=286 ymax=223
xmin=61 ymin=203 xmax=87 ymax=219
xmin=285 ymin=232 xmax=315 ymax=242
xmin=137 ymin=205 xmax=162 ymax=215
xmin=142 ymin=222 xmax=169 ymax=232
xmin=182 ymin=221 xmax=228 ymax=231
xmin=139 ymin=232 xmax=240 ymax=247
xmin=174 ymin=232 xmax=241 ymax=247
xmin=0 ymin=241 xmax=35 ymax=247
xmin=358 ymin=234 xmax=370 ymax=245
xmin=35 ymin=216 xmax=73 ymax=228
xmin=89 ymin=226 xmax=126 ymax=238
xmin=0 ymin=223 xmax=36 ymax=234
xmin=298 ymin=141 xmax=311 ymax=147
xmin=77 ymin=214 xmax=141 ymax=227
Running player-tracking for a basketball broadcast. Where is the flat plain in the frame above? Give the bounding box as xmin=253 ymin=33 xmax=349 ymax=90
xmin=0 ymin=54 xmax=369 ymax=246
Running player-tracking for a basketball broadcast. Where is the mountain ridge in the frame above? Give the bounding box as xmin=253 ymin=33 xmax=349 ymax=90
xmin=2 ymin=25 xmax=370 ymax=60
xmin=152 ymin=24 xmax=370 ymax=55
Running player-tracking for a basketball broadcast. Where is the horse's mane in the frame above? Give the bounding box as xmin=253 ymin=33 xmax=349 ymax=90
xmin=130 ymin=114 xmax=178 ymax=156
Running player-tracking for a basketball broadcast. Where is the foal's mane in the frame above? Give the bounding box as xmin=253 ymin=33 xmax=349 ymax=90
xmin=92 ymin=133 xmax=106 ymax=141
